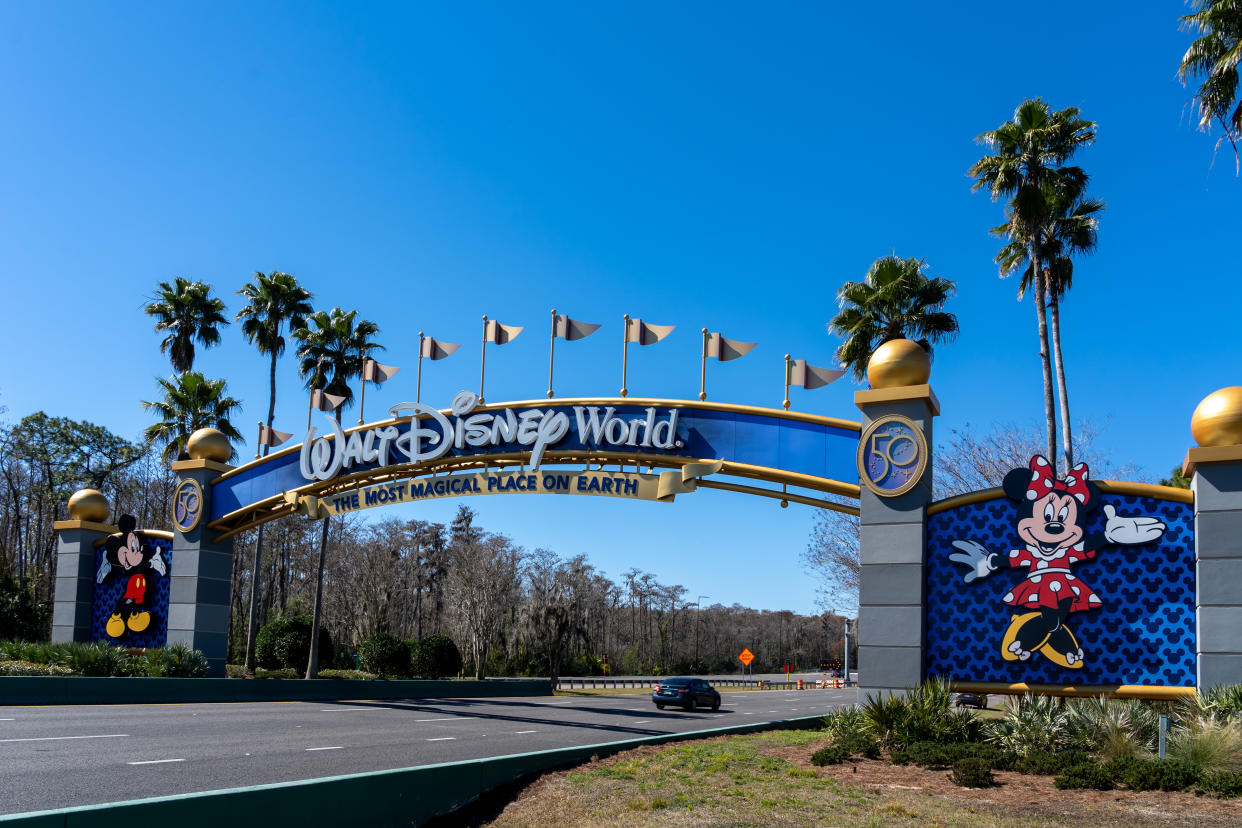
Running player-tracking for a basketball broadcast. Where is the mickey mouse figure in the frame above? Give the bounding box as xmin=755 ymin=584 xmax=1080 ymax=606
xmin=950 ymin=456 xmax=1165 ymax=669
xmin=96 ymin=514 xmax=167 ymax=639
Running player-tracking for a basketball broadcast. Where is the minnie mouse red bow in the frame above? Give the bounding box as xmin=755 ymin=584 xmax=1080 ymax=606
xmin=1025 ymin=455 xmax=1091 ymax=504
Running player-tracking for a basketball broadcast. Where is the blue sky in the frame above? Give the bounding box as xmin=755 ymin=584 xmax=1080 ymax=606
xmin=0 ymin=3 xmax=1236 ymax=615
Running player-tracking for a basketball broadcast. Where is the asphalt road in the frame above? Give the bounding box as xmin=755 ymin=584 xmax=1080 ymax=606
xmin=0 ymin=687 xmax=857 ymax=815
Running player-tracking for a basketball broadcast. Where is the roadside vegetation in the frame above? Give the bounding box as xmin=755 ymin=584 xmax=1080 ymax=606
xmin=483 ymin=680 xmax=1242 ymax=827
xmin=0 ymin=640 xmax=208 ymax=677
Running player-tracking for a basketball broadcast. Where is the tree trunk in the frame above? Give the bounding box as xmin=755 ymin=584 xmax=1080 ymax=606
xmin=244 ymin=348 xmax=281 ymax=672
xmin=305 ymin=514 xmax=330 ymax=679
xmin=1048 ymin=290 xmax=1074 ymax=471
xmin=1031 ymin=252 xmax=1058 ymax=469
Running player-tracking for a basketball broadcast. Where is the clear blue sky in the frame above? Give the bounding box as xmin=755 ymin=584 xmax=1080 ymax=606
xmin=0 ymin=3 xmax=1236 ymax=615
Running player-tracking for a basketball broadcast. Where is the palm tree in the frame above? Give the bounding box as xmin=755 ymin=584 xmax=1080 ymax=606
xmin=141 ymin=372 xmax=243 ymax=464
xmin=1180 ymin=0 xmax=1242 ymax=174
xmin=234 ymin=271 xmax=313 ymax=673
xmin=993 ymin=178 xmax=1105 ymax=469
xmin=969 ymin=99 xmax=1096 ymax=468
xmin=830 ymin=254 xmax=959 ymax=381
xmin=293 ymin=307 xmax=382 ymax=679
xmin=144 ymin=277 xmax=230 ymax=374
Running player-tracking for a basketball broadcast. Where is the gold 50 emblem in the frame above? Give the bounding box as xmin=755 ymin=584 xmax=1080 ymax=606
xmin=857 ymin=414 xmax=927 ymax=497
xmin=172 ymin=479 xmax=204 ymax=533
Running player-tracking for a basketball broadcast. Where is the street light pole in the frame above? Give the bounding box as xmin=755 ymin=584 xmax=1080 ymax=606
xmin=694 ymin=594 xmax=709 ymax=672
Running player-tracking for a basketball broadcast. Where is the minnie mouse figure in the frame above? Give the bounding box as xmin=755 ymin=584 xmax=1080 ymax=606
xmin=950 ymin=456 xmax=1165 ymax=669
xmin=96 ymin=514 xmax=167 ymax=639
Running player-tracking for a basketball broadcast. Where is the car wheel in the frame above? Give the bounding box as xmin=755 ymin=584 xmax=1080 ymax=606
xmin=687 ymin=697 xmax=697 ymax=712
xmin=711 ymin=699 xmax=720 ymax=711
xmin=656 ymin=703 xmax=665 ymax=710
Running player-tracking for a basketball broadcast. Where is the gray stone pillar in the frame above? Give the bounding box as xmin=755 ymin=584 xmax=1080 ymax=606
xmin=169 ymin=452 xmax=235 ymax=677
xmin=51 ymin=518 xmax=116 ymax=643
xmin=854 ymin=343 xmax=938 ymax=700
xmin=1185 ymin=443 xmax=1242 ymax=691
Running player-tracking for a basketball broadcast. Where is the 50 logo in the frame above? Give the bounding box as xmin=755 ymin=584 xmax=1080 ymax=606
xmin=857 ymin=414 xmax=927 ymax=497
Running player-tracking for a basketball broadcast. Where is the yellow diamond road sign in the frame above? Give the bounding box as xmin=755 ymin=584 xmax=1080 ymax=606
xmin=738 ymin=648 xmax=754 ymax=667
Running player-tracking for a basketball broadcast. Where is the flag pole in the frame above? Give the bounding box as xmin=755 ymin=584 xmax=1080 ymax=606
xmin=417 ymin=332 xmax=424 ymax=404
xmin=783 ymin=354 xmax=792 ymax=410
xmin=306 ymin=387 xmax=314 ymax=430
xmin=255 ymin=421 xmax=263 ymax=460
xmin=479 ymin=315 xmax=488 ymax=404
xmin=547 ymin=308 xmax=557 ymax=399
xmin=358 ymin=368 xmax=367 ymax=426
xmin=620 ymin=313 xmax=630 ymax=398
xmin=700 ymin=328 xmax=709 ymax=401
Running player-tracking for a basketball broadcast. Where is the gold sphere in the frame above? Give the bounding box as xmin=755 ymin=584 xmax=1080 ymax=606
xmin=186 ymin=428 xmax=232 ymax=462
xmin=1191 ymin=387 xmax=1242 ymax=447
xmin=67 ymin=489 xmax=110 ymax=523
xmin=867 ymin=339 xmax=931 ymax=389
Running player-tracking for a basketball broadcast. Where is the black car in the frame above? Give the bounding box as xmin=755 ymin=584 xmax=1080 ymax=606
xmin=955 ymin=691 xmax=988 ymax=709
xmin=652 ymin=677 xmax=721 ymax=712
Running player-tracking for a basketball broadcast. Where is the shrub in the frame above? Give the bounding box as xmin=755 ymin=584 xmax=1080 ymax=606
xmin=1063 ymin=696 xmax=1158 ymax=760
xmin=951 ymin=757 xmax=995 ymax=788
xmin=318 ymin=669 xmax=379 ymax=680
xmin=254 ymin=616 xmax=333 ymax=672
xmin=1119 ymin=759 xmax=1200 ymax=792
xmin=839 ymin=733 xmax=881 ymax=759
xmin=0 ymin=660 xmax=74 ymax=676
xmin=1199 ymin=770 xmax=1242 ymax=797
xmin=0 ymin=578 xmax=48 ymax=641
xmin=821 ymin=706 xmax=868 ymax=742
xmin=413 ymin=634 xmax=462 ymax=679
xmin=1017 ymin=749 xmax=1093 ymax=776
xmin=358 ymin=633 xmax=410 ymax=677
xmin=148 ymin=643 xmax=209 ymax=678
xmin=811 ymin=745 xmax=851 ymax=766
xmin=1201 ymin=684 xmax=1242 ymax=719
xmin=989 ymin=694 xmax=1071 ymax=756
xmin=68 ymin=642 xmax=130 ymax=677
xmin=896 ymin=741 xmax=1017 ymax=772
xmin=1053 ymin=762 xmax=1114 ymax=790
xmin=1168 ymin=714 xmax=1242 ymax=773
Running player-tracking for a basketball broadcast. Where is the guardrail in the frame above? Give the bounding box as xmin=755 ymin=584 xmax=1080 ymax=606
xmin=553 ymin=677 xmax=855 ymax=691
xmin=0 ymin=714 xmax=829 ymax=826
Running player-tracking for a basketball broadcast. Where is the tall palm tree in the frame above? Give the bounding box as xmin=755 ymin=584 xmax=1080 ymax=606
xmin=969 ymin=99 xmax=1096 ymax=469
xmin=234 ymin=271 xmax=313 ymax=673
xmin=1180 ymin=0 xmax=1242 ymax=174
xmin=830 ymin=254 xmax=959 ymax=381
xmin=993 ymin=179 xmax=1105 ymax=470
xmin=141 ymin=372 xmax=243 ymax=464
xmin=293 ymin=307 xmax=382 ymax=679
xmin=144 ymin=277 xmax=230 ymax=374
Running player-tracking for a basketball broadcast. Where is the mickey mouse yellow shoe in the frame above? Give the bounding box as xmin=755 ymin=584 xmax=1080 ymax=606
xmin=105 ymin=613 xmax=125 ymax=638
xmin=127 ymin=611 xmax=151 ymax=633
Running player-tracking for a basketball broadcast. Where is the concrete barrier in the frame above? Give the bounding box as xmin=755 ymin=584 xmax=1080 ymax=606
xmin=0 ymin=714 xmax=827 ymax=826
xmin=0 ymin=676 xmax=551 ymax=706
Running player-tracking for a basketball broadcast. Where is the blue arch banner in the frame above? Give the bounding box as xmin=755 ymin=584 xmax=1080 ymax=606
xmin=209 ymin=396 xmax=861 ymax=524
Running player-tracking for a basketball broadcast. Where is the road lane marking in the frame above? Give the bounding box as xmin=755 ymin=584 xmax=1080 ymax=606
xmin=319 ymin=707 xmax=385 ymax=712
xmin=0 ymin=734 xmax=127 ymax=743
xmin=128 ymin=759 xmax=184 ymax=765
xmin=633 ymin=720 xmax=650 ymax=724
xmin=414 ymin=717 xmax=477 ymax=722
xmin=305 ymin=746 xmax=343 ymax=751
xmin=514 ymin=730 xmax=537 ymax=734
xmin=426 ymin=737 xmax=456 ymax=742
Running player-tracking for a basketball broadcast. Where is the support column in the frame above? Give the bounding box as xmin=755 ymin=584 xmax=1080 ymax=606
xmin=51 ymin=489 xmax=116 ymax=643
xmin=169 ymin=429 xmax=236 ymax=677
xmin=1184 ymin=387 xmax=1242 ymax=691
xmin=854 ymin=340 xmax=938 ymax=699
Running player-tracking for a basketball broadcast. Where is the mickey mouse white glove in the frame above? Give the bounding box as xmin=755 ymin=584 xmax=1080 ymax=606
xmin=1103 ymin=504 xmax=1166 ymax=545
xmin=150 ymin=552 xmax=167 ymax=576
xmin=949 ymin=540 xmax=997 ymax=584
xmin=95 ymin=560 xmax=111 ymax=584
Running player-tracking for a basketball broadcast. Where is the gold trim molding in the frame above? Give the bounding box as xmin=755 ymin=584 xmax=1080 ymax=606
xmin=1182 ymin=444 xmax=1242 ymax=478
xmin=854 ymin=384 xmax=940 ymax=416
xmin=172 ymin=458 xmax=234 ymax=474
xmin=951 ymin=681 xmax=1197 ymax=701
xmin=52 ymin=519 xmax=117 ymax=534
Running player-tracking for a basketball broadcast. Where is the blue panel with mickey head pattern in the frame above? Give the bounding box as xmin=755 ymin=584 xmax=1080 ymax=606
xmin=88 ymin=522 xmax=172 ymax=649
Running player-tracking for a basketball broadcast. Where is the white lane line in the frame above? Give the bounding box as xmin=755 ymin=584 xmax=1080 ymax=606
xmin=514 ymin=730 xmax=537 ymax=734
xmin=0 ymin=718 xmax=14 ymax=721
xmin=627 ymin=707 xmax=646 ymax=711
xmin=633 ymin=720 xmax=651 ymax=724
xmin=320 ymin=707 xmax=387 ymax=712
xmin=128 ymin=758 xmax=184 ymax=765
xmin=414 ymin=717 xmax=478 ymax=722
xmin=427 ymin=737 xmax=456 ymax=742
xmin=305 ymin=746 xmax=343 ymax=751
xmin=0 ymin=734 xmax=127 ymax=743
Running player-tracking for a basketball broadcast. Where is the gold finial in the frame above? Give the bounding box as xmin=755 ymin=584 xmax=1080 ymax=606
xmin=1191 ymin=386 xmax=1242 ymax=447
xmin=866 ymin=339 xmax=930 ymax=389
xmin=67 ymin=488 xmax=110 ymax=522
xmin=187 ymin=428 xmax=232 ymax=462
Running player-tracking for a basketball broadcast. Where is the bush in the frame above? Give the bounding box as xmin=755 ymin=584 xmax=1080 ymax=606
xmin=811 ymin=745 xmax=851 ymax=766
xmin=989 ymin=694 xmax=1071 ymax=756
xmin=1053 ymin=762 xmax=1114 ymax=790
xmin=894 ymin=741 xmax=1017 ymax=772
xmin=1063 ymin=696 xmax=1158 ymax=760
xmin=1168 ymin=714 xmax=1242 ymax=773
xmin=254 ymin=616 xmax=333 ymax=672
xmin=837 ymin=732 xmax=881 ymax=759
xmin=821 ymin=706 xmax=868 ymax=741
xmin=1016 ymin=749 xmax=1092 ymax=776
xmin=318 ymin=669 xmax=379 ymax=680
xmin=147 ymin=643 xmax=209 ymax=678
xmin=951 ymin=757 xmax=995 ymax=788
xmin=1111 ymin=758 xmax=1200 ymax=792
xmin=413 ymin=633 xmax=462 ymax=679
xmin=0 ymin=660 xmax=74 ymax=676
xmin=358 ymin=633 xmax=410 ymax=677
xmin=0 ymin=578 xmax=48 ymax=641
xmin=1199 ymin=770 xmax=1242 ymax=797
xmin=68 ymin=642 xmax=130 ymax=677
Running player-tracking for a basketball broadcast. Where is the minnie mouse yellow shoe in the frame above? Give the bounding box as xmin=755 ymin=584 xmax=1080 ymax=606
xmin=1000 ymin=612 xmax=1051 ymax=662
xmin=127 ymin=611 xmax=151 ymax=633
xmin=105 ymin=613 xmax=125 ymax=638
xmin=1039 ymin=627 xmax=1085 ymax=669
